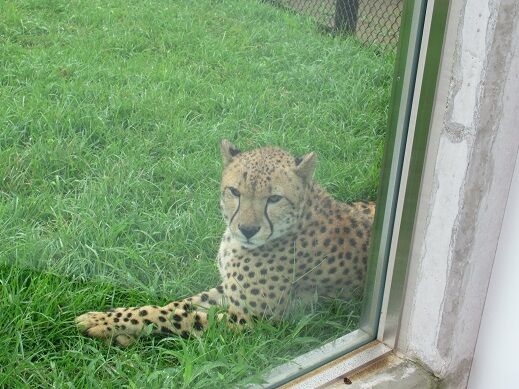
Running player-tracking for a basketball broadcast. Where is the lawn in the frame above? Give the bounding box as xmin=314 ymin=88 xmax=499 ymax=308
xmin=0 ymin=0 xmax=395 ymax=387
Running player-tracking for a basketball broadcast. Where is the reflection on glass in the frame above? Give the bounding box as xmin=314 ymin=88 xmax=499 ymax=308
xmin=1 ymin=0 xmax=401 ymax=386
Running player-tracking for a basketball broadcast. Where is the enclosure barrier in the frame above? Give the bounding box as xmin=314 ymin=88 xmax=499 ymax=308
xmin=265 ymin=0 xmax=404 ymax=49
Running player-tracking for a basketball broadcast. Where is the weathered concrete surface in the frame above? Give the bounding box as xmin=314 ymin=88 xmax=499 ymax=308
xmin=397 ymin=0 xmax=519 ymax=387
xmin=325 ymin=353 xmax=439 ymax=388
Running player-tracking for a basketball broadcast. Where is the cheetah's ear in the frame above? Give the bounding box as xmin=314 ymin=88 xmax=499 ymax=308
xmin=220 ymin=139 xmax=241 ymax=167
xmin=294 ymin=152 xmax=316 ymax=183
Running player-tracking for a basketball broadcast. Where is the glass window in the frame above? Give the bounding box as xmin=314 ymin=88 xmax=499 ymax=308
xmin=0 ymin=0 xmax=427 ymax=387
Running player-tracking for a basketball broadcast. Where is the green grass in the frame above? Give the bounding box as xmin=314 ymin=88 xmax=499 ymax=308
xmin=0 ymin=0 xmax=395 ymax=387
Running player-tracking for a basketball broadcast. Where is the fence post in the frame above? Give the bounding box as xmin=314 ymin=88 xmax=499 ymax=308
xmin=335 ymin=0 xmax=359 ymax=34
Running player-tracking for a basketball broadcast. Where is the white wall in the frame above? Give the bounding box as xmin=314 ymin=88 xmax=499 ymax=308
xmin=467 ymin=155 xmax=519 ymax=389
xmin=396 ymin=0 xmax=519 ymax=387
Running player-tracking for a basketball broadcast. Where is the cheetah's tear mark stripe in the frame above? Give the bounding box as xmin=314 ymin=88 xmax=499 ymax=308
xmin=264 ymin=202 xmax=274 ymax=239
xmin=228 ymin=189 xmax=241 ymax=227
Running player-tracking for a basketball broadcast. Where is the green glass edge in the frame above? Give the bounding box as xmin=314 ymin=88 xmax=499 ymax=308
xmin=384 ymin=0 xmax=451 ymax=343
xmin=358 ymin=0 xmax=428 ymax=334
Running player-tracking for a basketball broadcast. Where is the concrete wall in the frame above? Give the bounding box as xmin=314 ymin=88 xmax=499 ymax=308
xmin=396 ymin=0 xmax=519 ymax=387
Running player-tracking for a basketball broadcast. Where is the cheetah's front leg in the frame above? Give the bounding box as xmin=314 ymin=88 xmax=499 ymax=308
xmin=163 ymin=285 xmax=226 ymax=311
xmin=75 ymin=286 xmax=234 ymax=346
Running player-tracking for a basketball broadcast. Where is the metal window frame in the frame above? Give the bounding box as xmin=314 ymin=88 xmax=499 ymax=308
xmin=256 ymin=0 xmax=451 ymax=386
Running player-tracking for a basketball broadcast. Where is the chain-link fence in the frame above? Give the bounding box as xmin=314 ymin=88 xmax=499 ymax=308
xmin=266 ymin=0 xmax=404 ymax=49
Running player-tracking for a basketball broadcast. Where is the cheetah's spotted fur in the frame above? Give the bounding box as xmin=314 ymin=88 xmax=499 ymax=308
xmin=76 ymin=140 xmax=375 ymax=346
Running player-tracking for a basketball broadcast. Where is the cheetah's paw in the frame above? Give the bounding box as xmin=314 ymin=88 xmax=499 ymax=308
xmin=75 ymin=311 xmax=136 ymax=347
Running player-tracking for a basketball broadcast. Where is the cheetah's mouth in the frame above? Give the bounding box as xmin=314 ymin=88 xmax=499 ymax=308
xmin=239 ymin=238 xmax=265 ymax=249
xmin=242 ymin=240 xmax=257 ymax=248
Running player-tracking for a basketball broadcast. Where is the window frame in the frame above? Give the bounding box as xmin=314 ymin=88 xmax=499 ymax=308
xmin=256 ymin=0 xmax=451 ymax=386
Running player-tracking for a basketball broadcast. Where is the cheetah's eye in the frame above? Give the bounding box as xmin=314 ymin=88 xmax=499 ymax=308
xmin=229 ymin=187 xmax=241 ymax=197
xmin=267 ymin=195 xmax=283 ymax=204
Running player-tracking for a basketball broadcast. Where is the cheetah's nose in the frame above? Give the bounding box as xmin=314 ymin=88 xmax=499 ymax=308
xmin=238 ymin=224 xmax=261 ymax=240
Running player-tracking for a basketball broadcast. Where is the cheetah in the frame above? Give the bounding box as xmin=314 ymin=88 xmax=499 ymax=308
xmin=75 ymin=140 xmax=375 ymax=346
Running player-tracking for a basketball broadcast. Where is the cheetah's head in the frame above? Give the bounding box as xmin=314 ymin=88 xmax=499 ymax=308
xmin=219 ymin=139 xmax=316 ymax=249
